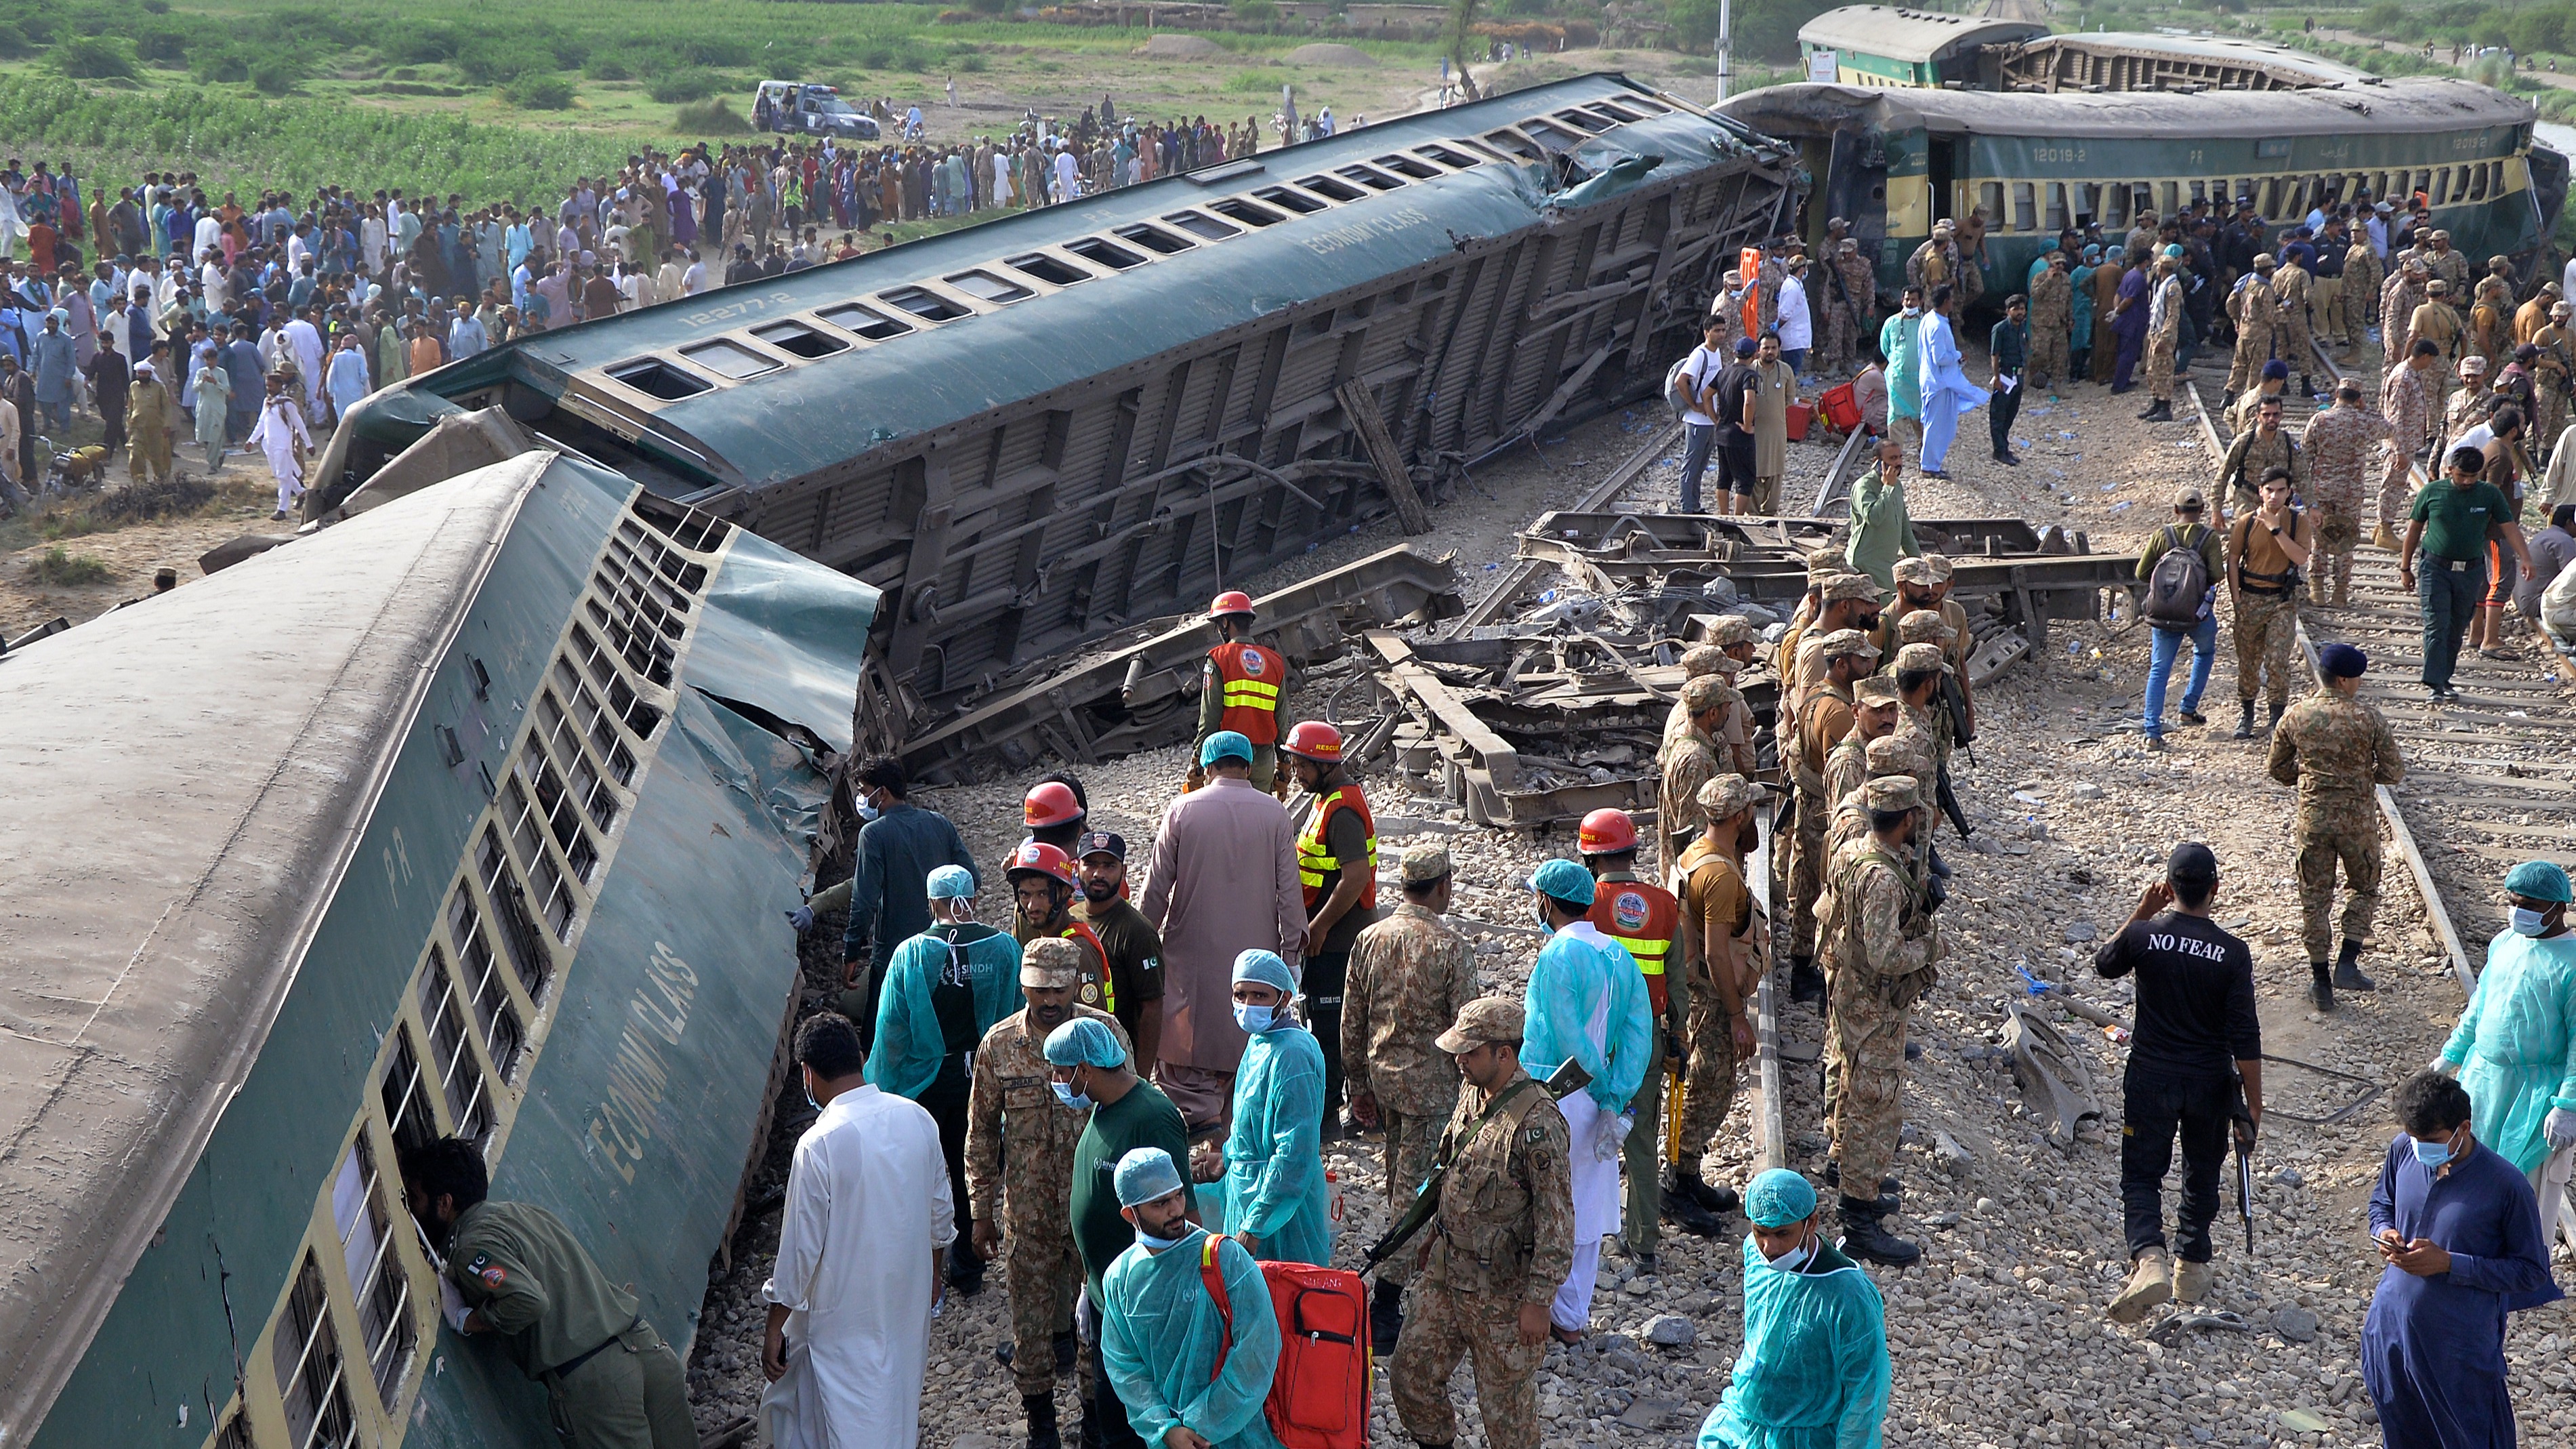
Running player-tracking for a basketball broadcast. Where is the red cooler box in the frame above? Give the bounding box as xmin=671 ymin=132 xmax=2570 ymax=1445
xmin=1785 ymin=400 xmax=1814 ymax=442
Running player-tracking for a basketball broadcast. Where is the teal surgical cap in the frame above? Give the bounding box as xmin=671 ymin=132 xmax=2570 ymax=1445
xmin=1745 ymin=1168 xmax=1819 ymax=1227
xmin=1043 ymin=1016 xmax=1126 ymax=1069
xmin=1529 ymin=857 xmax=1596 ymax=909
xmin=1201 ymin=731 xmax=1253 ymax=767
xmin=1232 ymin=950 xmax=1296 ymax=994
xmin=2507 ymin=860 xmax=2573 ymax=905
xmin=927 ymin=864 xmax=976 ymax=899
xmin=1115 ymin=1147 xmax=1186 ymax=1207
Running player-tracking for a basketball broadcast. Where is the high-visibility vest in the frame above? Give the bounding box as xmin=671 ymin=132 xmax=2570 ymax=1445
xmin=1590 ymin=874 xmax=1680 ymax=1015
xmin=1027 ymin=918 xmax=1115 ymax=1015
xmin=1295 ymin=784 xmax=1378 ymax=912
xmin=1209 ymin=641 xmax=1286 ymax=743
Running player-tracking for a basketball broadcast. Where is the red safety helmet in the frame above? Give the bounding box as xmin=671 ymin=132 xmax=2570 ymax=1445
xmin=1005 ymin=839 xmax=1077 ymax=889
xmin=1208 ymin=590 xmax=1255 ymax=621
xmin=1024 ymin=781 xmax=1085 ymax=829
xmin=1281 ymin=720 xmax=1344 ymax=762
xmin=1578 ymin=809 xmax=1640 ymax=856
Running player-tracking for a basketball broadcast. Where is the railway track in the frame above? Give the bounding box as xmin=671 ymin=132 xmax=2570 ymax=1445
xmin=2180 ymin=327 xmax=2574 ymax=987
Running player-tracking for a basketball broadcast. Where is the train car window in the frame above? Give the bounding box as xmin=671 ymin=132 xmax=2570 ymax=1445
xmin=1335 ymin=164 xmax=1403 ymax=191
xmin=603 ymin=358 xmax=711 ymax=401
xmin=1251 ymin=185 xmax=1329 ymax=214
xmin=1520 ymin=119 xmax=1583 ymax=150
xmin=1066 ymin=237 xmax=1148 ymax=269
xmin=676 ymin=339 xmax=781 ymax=382
xmin=1590 ymin=100 xmax=1644 ymax=122
xmin=1207 ymin=197 xmax=1287 ymax=228
xmin=272 ymin=1252 xmax=358 ymax=1449
xmin=2470 ymin=163 xmax=2488 ymax=201
xmin=418 ymin=941 xmax=501 ymax=1140
xmin=1163 ymin=210 xmax=1243 ymax=241
xmin=883 ymin=286 xmax=974 ymax=321
xmin=1373 ymin=153 xmax=1440 ymax=179
xmin=1453 ymin=138 xmax=1514 ymax=163
xmin=2010 ymin=183 xmax=2036 ymax=233
xmin=2188 ymin=181 xmax=2207 ymax=208
xmin=475 ymin=828 xmax=556 ymax=1004
xmin=749 ymin=320 xmax=849 ymax=359
xmin=1006 ymin=251 xmax=1095 ymax=286
xmin=1481 ymin=129 xmax=1545 ymax=161
xmin=2102 ymin=184 xmax=2128 ymax=230
xmin=815 ymin=302 xmax=914 ymax=341
xmin=215 ymin=1410 xmax=253 ymax=1449
xmin=328 ymin=1135 xmax=417 ymax=1408
xmin=377 ymin=1023 xmax=441 ymax=1154
xmin=2043 ymin=184 xmax=2066 ymax=233
xmin=1415 ymin=143 xmax=1484 ymax=168
xmin=1294 ymin=174 xmax=1369 ymax=202
xmin=2072 ymin=183 xmax=2097 ymax=229
xmin=2432 ymin=169 xmax=2449 ymax=207
xmin=1620 ymin=94 xmax=1672 ymax=115
xmin=2157 ymin=182 xmax=2178 ymax=218
xmin=1978 ymin=182 xmax=2004 ymax=228
xmin=943 ymin=270 xmax=1035 ymax=304
xmin=2493 ymin=161 xmax=2508 ymax=197
xmin=1552 ymin=108 xmax=1610 ymax=133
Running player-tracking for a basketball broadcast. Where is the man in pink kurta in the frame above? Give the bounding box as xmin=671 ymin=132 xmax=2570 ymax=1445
xmin=1139 ymin=731 xmax=1306 ymax=1141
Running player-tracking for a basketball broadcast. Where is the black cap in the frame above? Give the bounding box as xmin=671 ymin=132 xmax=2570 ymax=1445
xmin=2167 ymin=842 xmax=2219 ymax=886
xmin=1075 ymin=830 xmax=1126 ymax=861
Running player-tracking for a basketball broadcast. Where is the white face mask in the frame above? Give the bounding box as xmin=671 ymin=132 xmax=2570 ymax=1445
xmin=1902 ymin=305 xmax=1921 ymax=317
xmin=1761 ymin=1236 xmax=1817 ymax=1273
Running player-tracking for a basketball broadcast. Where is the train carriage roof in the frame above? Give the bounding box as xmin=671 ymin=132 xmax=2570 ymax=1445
xmin=1795 ymin=6 xmax=2048 ymax=64
xmin=0 ymin=455 xmax=555 ymax=1437
xmin=2001 ymin=30 xmax=2378 ymax=88
xmin=372 ymin=74 xmax=1778 ymax=506
xmin=1720 ymin=76 xmax=2535 ymax=141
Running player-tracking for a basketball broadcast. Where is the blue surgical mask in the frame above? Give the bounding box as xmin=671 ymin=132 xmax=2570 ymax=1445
xmin=2413 ymin=1135 xmax=2457 ymax=1168
xmin=1234 ymin=1002 xmax=1275 ymax=1034
xmin=857 ymin=799 xmax=881 ymax=823
xmin=2512 ymin=906 xmax=2553 ymax=936
xmin=1134 ymin=1227 xmax=1186 ymax=1251
xmin=1052 ymin=1080 xmax=1093 ymax=1111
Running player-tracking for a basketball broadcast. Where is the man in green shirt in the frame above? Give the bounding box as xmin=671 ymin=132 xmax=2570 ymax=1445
xmin=1075 ymin=830 xmax=1167 ymax=1074
xmin=1049 ymin=1015 xmax=1194 ymax=1449
xmin=400 ymin=1137 xmax=696 ymax=1449
xmin=2400 ymin=444 xmax=2535 ymax=701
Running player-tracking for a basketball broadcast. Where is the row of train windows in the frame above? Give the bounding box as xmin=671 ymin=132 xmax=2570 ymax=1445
xmin=1972 ymin=160 xmax=2514 ymax=235
xmin=213 ymin=504 xmax=722 ymax=1449
xmin=596 ymin=99 xmax=1678 ymax=403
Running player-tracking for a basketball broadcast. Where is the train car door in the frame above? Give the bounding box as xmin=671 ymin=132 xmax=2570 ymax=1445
xmin=1928 ymin=137 xmax=1958 ymax=226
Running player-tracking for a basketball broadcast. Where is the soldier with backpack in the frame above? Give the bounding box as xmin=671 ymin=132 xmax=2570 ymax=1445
xmin=2137 ymin=487 xmax=2228 ymax=752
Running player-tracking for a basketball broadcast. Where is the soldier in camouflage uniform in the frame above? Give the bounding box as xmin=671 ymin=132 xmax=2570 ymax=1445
xmin=2533 ymin=302 xmax=2574 ymax=465
xmin=2029 ymin=249 xmax=2073 ymax=390
xmin=1906 ymin=223 xmax=1958 ymax=299
xmin=1663 ymin=644 xmax=1758 ymax=790
xmin=2380 ymin=260 xmax=2428 ymax=378
xmin=1388 ymin=996 xmax=1574 ymax=1449
xmin=1659 ymin=674 xmax=1728 ymax=870
xmin=2272 ymin=249 xmax=2317 ymax=397
xmin=1789 ymin=629 xmax=1881 ymax=1000
xmin=1342 ymin=842 xmax=1480 ymax=1346
xmin=2378 ymin=338 xmax=2445 ymax=546
xmin=1814 ymin=774 xmax=1936 ymax=1267
xmin=1708 ymin=269 xmax=1747 ymax=359
xmin=2299 ymin=380 xmax=2393 ymax=605
xmin=2266 ymin=642 xmax=2405 ymax=1011
xmin=1825 ymin=676 xmax=1903 ymax=811
xmin=2443 ymin=356 xmax=2495 ymax=460
xmin=1827 ymin=237 xmax=1877 ymax=374
xmin=2467 ymin=272 xmax=2512 ymax=371
xmin=2142 ymin=256 xmax=2186 ymax=421
xmin=2410 ymin=280 xmax=2464 ymax=401
xmin=965 ymin=936 xmax=1129 ymax=1440
xmin=2227 ymin=468 xmax=2308 ymax=739
xmin=2217 ymin=392 xmax=2302 ymax=518
xmin=2225 ymin=254 xmax=2281 ymax=396
xmin=2424 ymin=230 xmax=2472 ymax=298
xmin=2343 ymin=230 xmax=2383 ymax=346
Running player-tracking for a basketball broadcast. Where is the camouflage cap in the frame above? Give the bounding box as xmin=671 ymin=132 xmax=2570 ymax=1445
xmin=1682 ymin=675 xmax=1730 ymax=712
xmin=2427 ymin=278 xmax=2450 ymax=294
xmin=1894 ymin=642 xmax=1952 ymax=675
xmin=1399 ymin=842 xmax=1453 ymax=884
xmin=2461 ymin=355 xmax=2489 ymax=374
xmin=1705 ymin=614 xmax=1757 ymax=647
xmin=1818 ymin=628 xmax=1881 ymax=661
xmin=2401 ymin=256 xmax=2428 ymax=272
xmin=2252 ymin=253 xmax=2276 ymax=269
xmin=1435 ymin=996 xmax=1526 ymax=1053
xmin=1866 ymin=734 xmax=1931 ymax=777
xmin=1890 ymin=553 xmax=1955 ymax=586
xmin=1707 ymin=651 xmax=1745 ymax=674
xmin=1697 ymin=773 xmax=1755 ymax=820
xmin=1680 ymin=643 xmax=1729 ymax=676
xmin=1021 ymin=935 xmax=1084 ymax=987
xmin=1804 ymin=547 xmax=1847 ymax=582
xmin=1852 ymin=674 xmax=1902 ymax=706
xmin=1895 ymin=611 xmax=1952 ymax=647
xmin=1862 ymin=773 xmax=1922 ymax=812
xmin=1821 ymin=574 xmax=1884 ymax=605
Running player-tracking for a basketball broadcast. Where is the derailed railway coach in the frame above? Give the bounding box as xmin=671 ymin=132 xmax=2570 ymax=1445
xmin=0 ymin=453 xmax=879 ymax=1449
xmin=308 ymin=75 xmax=1800 ymax=735
xmin=1722 ymin=79 xmax=2566 ymax=302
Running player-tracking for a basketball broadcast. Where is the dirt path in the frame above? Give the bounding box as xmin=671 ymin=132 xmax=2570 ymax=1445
xmin=1 ymin=476 xmax=283 ymax=636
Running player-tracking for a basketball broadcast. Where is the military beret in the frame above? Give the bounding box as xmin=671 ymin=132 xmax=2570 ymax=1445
xmin=1706 ymin=614 xmax=1757 ymax=647
xmin=1400 ymin=842 xmax=1453 ymax=884
xmin=1894 ymin=642 xmax=1951 ymax=675
xmin=1863 ymin=773 xmax=1922 ymax=812
xmin=1822 ymin=574 xmax=1884 ymax=605
xmin=1891 ymin=553 xmax=1954 ymax=585
xmin=1681 ymin=643 xmax=1729 ymax=676
xmin=1895 ymin=611 xmax=1952 ymax=647
xmin=1852 ymin=674 xmax=1901 ymax=705
xmin=1697 ymin=773 xmax=1755 ymax=820
xmin=1436 ymin=996 xmax=1525 ymax=1052
xmin=2318 ymin=642 xmax=2367 ymax=678
xmin=1818 ymin=628 xmax=1881 ymax=661
xmin=2262 ymin=359 xmax=2289 ymax=381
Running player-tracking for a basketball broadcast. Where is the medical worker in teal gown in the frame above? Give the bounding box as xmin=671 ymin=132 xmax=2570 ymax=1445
xmin=1100 ymin=1147 xmax=1284 ymax=1449
xmin=1218 ymin=950 xmax=1333 ymax=1266
xmin=1699 ymin=1168 xmax=1891 ymax=1449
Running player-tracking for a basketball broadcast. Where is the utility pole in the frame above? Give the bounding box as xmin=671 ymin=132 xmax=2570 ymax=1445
xmin=1715 ymin=0 xmax=1734 ymax=102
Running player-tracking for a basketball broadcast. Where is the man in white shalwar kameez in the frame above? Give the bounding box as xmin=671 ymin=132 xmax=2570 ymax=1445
xmin=760 ymin=1011 xmax=954 ymax=1449
xmin=281 ymin=308 xmax=326 ymax=420
xmin=245 ymin=375 xmax=310 ymax=520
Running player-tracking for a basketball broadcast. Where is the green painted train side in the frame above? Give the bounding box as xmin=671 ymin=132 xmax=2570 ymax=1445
xmin=30 ymin=458 xmax=875 ymax=1449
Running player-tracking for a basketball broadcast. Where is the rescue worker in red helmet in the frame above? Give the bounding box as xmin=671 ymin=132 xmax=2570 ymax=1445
xmin=1024 ymin=776 xmax=1088 ymax=855
xmin=1007 ymin=840 xmax=1114 ymax=1022
xmin=1581 ymin=809 xmax=1722 ymax=1261
xmin=1282 ymin=720 xmax=1378 ymax=1130
xmin=1190 ymin=592 xmax=1288 ymax=796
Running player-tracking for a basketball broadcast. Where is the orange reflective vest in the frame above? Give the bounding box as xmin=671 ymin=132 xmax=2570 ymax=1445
xmin=1589 ymin=874 xmax=1680 ymax=1015
xmin=1296 ymin=783 xmax=1378 ymax=913
xmin=1209 ymin=641 xmax=1286 ymax=743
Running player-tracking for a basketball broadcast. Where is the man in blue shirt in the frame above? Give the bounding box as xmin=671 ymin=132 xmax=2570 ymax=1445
xmin=839 ymin=756 xmax=980 ymax=1051
xmin=1988 ymin=293 xmax=2028 ymax=466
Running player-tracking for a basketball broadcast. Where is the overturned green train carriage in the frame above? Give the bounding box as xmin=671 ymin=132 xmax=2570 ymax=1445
xmin=0 ymin=453 xmax=879 ymax=1449
xmin=1722 ymin=80 xmax=2567 ymax=306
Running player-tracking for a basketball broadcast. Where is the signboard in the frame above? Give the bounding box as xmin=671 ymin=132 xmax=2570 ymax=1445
xmin=1808 ymin=49 xmax=1838 ymax=83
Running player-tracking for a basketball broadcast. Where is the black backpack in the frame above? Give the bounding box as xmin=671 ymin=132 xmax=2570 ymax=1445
xmin=2144 ymin=525 xmax=2211 ymax=627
